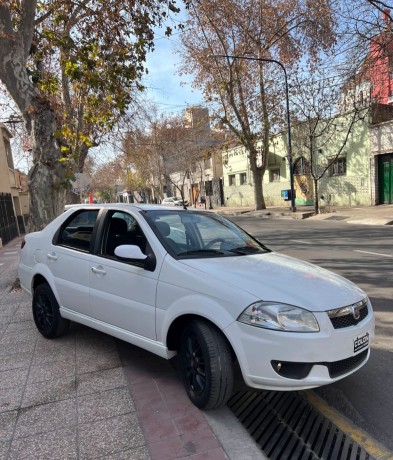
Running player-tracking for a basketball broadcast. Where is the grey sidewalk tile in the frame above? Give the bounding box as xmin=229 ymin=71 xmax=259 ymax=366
xmin=0 ymin=340 xmax=36 ymax=357
xmin=32 ymin=346 xmax=75 ymax=365
xmin=0 ymin=316 xmax=10 ymax=325
xmin=5 ymin=320 xmax=36 ymax=333
xmin=14 ymin=398 xmax=77 ymax=438
xmin=77 ymin=367 xmax=127 ymax=397
xmin=11 ymin=309 xmax=32 ymax=322
xmin=0 ymin=304 xmax=19 ymax=317
xmin=78 ymin=413 xmax=145 ymax=460
xmin=0 ymin=368 xmax=29 ymax=390
xmin=76 ymin=350 xmax=121 ymax=375
xmin=21 ymin=376 xmax=76 ymax=408
xmin=0 ymin=328 xmax=39 ymax=345
xmin=0 ymin=440 xmax=11 ymax=460
xmin=103 ymin=447 xmax=151 ymax=459
xmin=35 ymin=334 xmax=76 ymax=350
xmin=27 ymin=359 xmax=75 ymax=384
xmin=0 ymin=386 xmax=24 ymax=413
xmin=77 ymin=387 xmax=135 ymax=425
xmin=0 ymin=351 xmax=32 ymax=372
xmin=76 ymin=338 xmax=118 ymax=358
xmin=9 ymin=427 xmax=77 ymax=460
xmin=0 ymin=411 xmax=17 ymax=441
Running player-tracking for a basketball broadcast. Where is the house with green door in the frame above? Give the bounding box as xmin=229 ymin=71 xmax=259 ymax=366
xmin=370 ymin=119 xmax=393 ymax=205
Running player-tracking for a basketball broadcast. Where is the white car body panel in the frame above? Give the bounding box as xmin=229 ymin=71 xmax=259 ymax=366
xmin=88 ymin=254 xmax=160 ymax=339
xmin=178 ymin=252 xmax=366 ymax=312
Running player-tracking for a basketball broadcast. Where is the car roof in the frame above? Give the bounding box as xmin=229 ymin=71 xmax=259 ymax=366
xmin=64 ymin=203 xmax=193 ymax=212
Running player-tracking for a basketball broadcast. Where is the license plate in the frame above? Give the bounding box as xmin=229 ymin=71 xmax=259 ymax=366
xmin=354 ymin=332 xmax=369 ymax=353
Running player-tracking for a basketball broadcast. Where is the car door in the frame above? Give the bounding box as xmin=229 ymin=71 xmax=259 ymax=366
xmin=49 ymin=208 xmax=100 ymax=310
xmin=88 ymin=210 xmax=159 ymax=340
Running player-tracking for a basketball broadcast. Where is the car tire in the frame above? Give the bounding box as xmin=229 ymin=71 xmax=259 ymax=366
xmin=179 ymin=319 xmax=234 ymax=409
xmin=32 ymin=283 xmax=70 ymax=338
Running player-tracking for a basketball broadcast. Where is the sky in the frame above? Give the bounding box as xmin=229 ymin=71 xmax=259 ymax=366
xmin=143 ymin=10 xmax=205 ymax=114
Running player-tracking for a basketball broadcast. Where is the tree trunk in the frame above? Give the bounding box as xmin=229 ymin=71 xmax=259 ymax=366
xmin=313 ymin=178 xmax=319 ymax=214
xmin=252 ymin=167 xmax=266 ymax=210
xmin=28 ymin=98 xmax=67 ymax=231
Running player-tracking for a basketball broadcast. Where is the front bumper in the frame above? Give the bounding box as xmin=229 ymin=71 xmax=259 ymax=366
xmin=224 ymin=309 xmax=375 ymax=390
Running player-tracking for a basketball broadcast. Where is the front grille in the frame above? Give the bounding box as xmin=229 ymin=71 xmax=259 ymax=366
xmin=327 ymin=349 xmax=368 ymax=379
xmin=328 ymin=300 xmax=368 ymax=329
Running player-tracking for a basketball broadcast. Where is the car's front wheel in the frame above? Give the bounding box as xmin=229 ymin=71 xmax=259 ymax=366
xmin=179 ymin=319 xmax=234 ymax=409
xmin=32 ymin=283 xmax=70 ymax=338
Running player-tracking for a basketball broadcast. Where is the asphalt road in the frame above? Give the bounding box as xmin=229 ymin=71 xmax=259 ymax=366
xmin=229 ymin=214 xmax=393 ymax=451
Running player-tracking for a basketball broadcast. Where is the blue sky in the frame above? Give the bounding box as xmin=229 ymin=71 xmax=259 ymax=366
xmin=143 ymin=11 xmax=205 ymax=114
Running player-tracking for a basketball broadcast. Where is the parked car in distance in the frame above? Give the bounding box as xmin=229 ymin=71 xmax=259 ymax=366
xmin=19 ymin=204 xmax=374 ymax=409
xmin=161 ymin=196 xmax=189 ymax=206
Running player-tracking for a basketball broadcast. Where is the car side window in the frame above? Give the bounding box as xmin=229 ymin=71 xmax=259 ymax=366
xmin=57 ymin=210 xmax=99 ymax=252
xmin=102 ymin=212 xmax=148 ymax=259
xmin=152 ymin=215 xmax=196 ymax=254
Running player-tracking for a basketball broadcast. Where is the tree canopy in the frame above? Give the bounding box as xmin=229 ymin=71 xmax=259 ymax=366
xmin=0 ymin=0 xmax=179 ymax=229
xmin=178 ymin=0 xmax=338 ymax=209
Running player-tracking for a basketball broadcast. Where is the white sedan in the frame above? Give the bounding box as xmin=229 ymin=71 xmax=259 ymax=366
xmin=161 ymin=196 xmax=188 ymax=206
xmin=18 ymin=204 xmax=374 ymax=409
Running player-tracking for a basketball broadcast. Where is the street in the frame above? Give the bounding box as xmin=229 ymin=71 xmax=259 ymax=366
xmin=229 ymin=214 xmax=393 ymax=452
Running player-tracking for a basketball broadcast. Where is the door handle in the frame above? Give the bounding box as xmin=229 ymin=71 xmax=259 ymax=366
xmin=91 ymin=266 xmax=107 ymax=275
xmin=47 ymin=252 xmax=58 ymax=261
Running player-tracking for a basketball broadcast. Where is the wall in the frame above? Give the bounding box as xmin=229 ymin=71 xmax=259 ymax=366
xmin=222 ymin=134 xmax=290 ymax=208
xmin=315 ymin=113 xmax=372 ymax=207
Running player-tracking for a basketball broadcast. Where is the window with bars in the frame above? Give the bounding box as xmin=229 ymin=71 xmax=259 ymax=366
xmin=331 ymin=157 xmax=347 ymax=176
xmin=239 ymin=173 xmax=247 ymax=185
xmin=293 ymin=157 xmax=310 ymax=175
xmin=228 ymin=174 xmax=236 ymax=186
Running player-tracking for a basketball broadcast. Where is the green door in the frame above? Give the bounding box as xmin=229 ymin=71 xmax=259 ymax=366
xmin=379 ymin=154 xmax=393 ymax=204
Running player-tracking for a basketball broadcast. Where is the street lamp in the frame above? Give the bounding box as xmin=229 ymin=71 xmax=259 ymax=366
xmin=211 ymin=54 xmax=296 ymax=212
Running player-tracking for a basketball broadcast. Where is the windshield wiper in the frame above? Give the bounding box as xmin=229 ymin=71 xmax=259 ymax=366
xmin=177 ymin=249 xmax=224 ymax=256
xmin=228 ymin=246 xmax=266 ymax=255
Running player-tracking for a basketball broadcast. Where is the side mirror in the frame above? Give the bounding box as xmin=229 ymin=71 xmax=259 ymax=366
xmin=114 ymin=245 xmax=156 ymax=272
xmin=115 ymin=245 xmax=147 ymax=260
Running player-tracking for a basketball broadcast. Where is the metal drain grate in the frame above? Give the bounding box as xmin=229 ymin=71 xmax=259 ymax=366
xmin=228 ymin=390 xmax=375 ymax=460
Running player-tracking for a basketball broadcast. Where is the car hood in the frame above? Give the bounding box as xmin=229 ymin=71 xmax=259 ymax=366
xmin=179 ymin=252 xmax=366 ymax=311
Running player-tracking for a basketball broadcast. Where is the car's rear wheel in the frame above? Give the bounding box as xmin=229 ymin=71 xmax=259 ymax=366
xmin=32 ymin=283 xmax=70 ymax=338
xmin=179 ymin=319 xmax=234 ymax=409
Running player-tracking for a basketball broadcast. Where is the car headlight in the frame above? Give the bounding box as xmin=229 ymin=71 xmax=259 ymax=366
xmin=237 ymin=301 xmax=319 ymax=332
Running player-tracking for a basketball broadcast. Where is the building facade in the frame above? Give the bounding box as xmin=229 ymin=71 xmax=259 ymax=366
xmin=0 ymin=123 xmax=28 ymax=245
xmin=222 ymin=112 xmax=373 ymax=209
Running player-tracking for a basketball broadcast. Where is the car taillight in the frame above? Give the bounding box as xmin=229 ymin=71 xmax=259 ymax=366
xmin=21 ymin=238 xmax=26 ymax=249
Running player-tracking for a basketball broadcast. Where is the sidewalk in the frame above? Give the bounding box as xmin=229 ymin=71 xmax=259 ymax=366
xmin=213 ymin=203 xmax=393 ymax=225
xmin=0 ymin=237 xmax=263 ymax=460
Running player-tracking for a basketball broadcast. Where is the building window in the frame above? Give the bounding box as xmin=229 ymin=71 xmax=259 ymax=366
xmin=269 ymin=168 xmax=280 ymax=182
xmin=293 ymin=157 xmax=310 ymax=175
xmin=331 ymin=157 xmax=347 ymax=176
xmin=239 ymin=173 xmax=247 ymax=185
xmin=204 ymin=157 xmax=212 ymax=169
xmin=228 ymin=174 xmax=236 ymax=186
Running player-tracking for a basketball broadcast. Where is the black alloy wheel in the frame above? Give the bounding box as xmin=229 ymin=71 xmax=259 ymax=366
xmin=32 ymin=283 xmax=70 ymax=338
xmin=179 ymin=319 xmax=234 ymax=409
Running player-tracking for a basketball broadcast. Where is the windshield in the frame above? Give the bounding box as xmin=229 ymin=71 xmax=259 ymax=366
xmin=143 ymin=210 xmax=270 ymax=258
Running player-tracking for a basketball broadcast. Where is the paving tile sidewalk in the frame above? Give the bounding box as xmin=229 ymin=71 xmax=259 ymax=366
xmin=0 ymin=238 xmax=150 ymax=459
xmin=0 ymin=238 xmax=263 ymax=460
